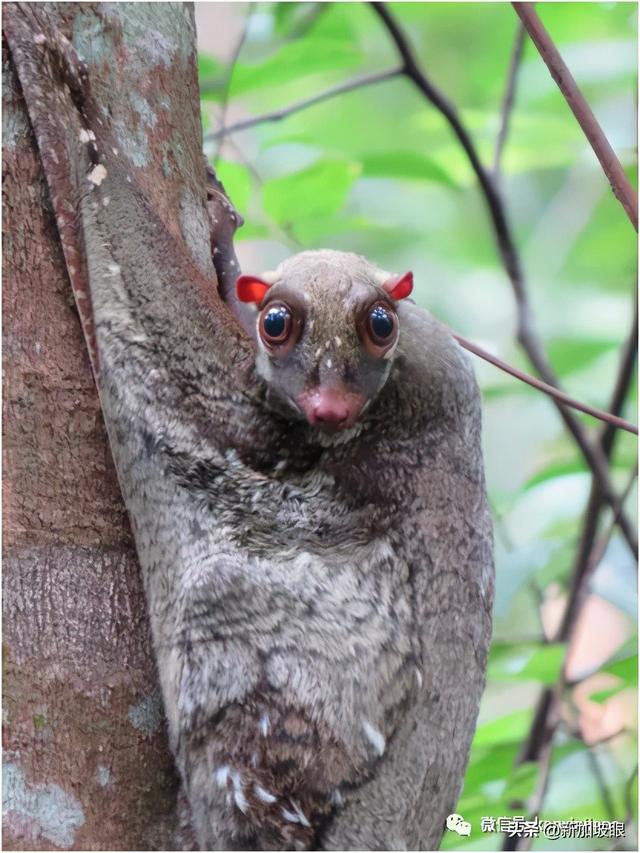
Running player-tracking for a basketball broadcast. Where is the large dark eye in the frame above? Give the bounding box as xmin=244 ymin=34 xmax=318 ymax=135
xmin=260 ymin=303 xmax=292 ymax=346
xmin=368 ymin=304 xmax=396 ymax=344
xmin=358 ymin=301 xmax=399 ymax=356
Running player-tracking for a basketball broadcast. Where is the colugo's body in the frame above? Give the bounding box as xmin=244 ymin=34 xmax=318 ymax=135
xmin=2 ymin=9 xmax=492 ymax=850
xmin=82 ymin=157 xmax=493 ymax=850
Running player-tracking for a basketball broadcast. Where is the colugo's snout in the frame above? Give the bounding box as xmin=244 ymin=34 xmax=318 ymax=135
xmin=296 ymin=384 xmax=366 ymax=433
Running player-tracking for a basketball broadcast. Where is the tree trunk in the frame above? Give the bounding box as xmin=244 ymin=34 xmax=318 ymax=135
xmin=2 ymin=4 xmax=215 ymax=848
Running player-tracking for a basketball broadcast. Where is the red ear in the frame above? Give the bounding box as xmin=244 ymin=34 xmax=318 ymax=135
xmin=383 ymin=271 xmax=413 ymax=301
xmin=236 ymin=275 xmax=271 ymax=305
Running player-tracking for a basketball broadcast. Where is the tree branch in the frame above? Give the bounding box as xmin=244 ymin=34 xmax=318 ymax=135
xmin=493 ymin=20 xmax=526 ymax=176
xmin=370 ymin=1 xmax=636 ymax=552
xmin=454 ymin=333 xmax=637 ymax=435
xmin=203 ymin=66 xmax=404 ymax=142
xmin=513 ymin=2 xmax=638 ymax=231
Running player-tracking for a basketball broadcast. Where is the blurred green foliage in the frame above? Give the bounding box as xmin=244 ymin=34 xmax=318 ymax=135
xmin=198 ymin=3 xmax=637 ymax=849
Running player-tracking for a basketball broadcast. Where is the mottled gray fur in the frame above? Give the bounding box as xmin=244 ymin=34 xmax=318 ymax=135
xmin=81 ymin=152 xmax=493 ymax=850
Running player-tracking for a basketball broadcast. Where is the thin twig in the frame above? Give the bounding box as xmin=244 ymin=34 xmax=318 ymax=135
xmin=204 ymin=66 xmax=404 ymax=142
xmin=568 ymin=725 xmax=627 ymax=746
xmin=623 ymin=764 xmax=638 ymax=824
xmin=493 ymin=20 xmax=526 ymax=176
xmin=213 ymin=2 xmax=254 ymax=162
xmin=454 ymin=334 xmax=638 ymax=435
xmin=562 ymin=461 xmax=638 ymax=642
xmin=559 ymin=297 xmax=638 ymax=640
xmin=586 ymin=746 xmax=618 ymax=820
xmin=513 ymin=3 xmax=638 ymax=231
xmin=370 ymin=1 xmax=636 ymax=553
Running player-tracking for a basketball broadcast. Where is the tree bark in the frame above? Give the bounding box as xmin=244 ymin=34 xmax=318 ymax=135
xmin=2 ymin=4 xmax=215 ymax=848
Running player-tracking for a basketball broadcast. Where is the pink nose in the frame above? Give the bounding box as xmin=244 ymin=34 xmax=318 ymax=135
xmin=297 ymin=386 xmax=365 ymax=432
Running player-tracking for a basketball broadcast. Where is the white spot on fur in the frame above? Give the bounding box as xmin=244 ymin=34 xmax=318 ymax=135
xmin=102 ymin=196 xmax=110 ymax=207
xmin=362 ymin=720 xmax=385 ymax=756
xmin=250 ymin=752 xmax=259 ymax=768
xmin=254 ymin=784 xmax=276 ymax=804
xmin=325 ymin=358 xmax=333 ymax=369
xmin=33 ymin=33 xmax=46 ymax=44
xmin=331 ymin=788 xmax=344 ymax=806
xmin=102 ymin=263 xmax=120 ymax=279
xmin=223 ymin=448 xmax=243 ymax=469
xmin=78 ymin=128 xmax=95 ymax=143
xmin=315 ymin=347 xmax=322 ymax=359
xmin=282 ymin=807 xmax=299 ymax=824
xmin=234 ymin=787 xmax=249 ymax=814
xmin=415 ymin=667 xmax=423 ymax=689
xmin=215 ymin=765 xmax=230 ymax=788
xmin=289 ymin=799 xmax=310 ymax=827
xmin=112 ymin=147 xmax=118 ymax=155
xmin=87 ymin=164 xmax=107 ymax=186
xmin=334 ymin=336 xmax=342 ymax=347
xmin=230 ymin=769 xmax=248 ymax=814
xmin=259 ymin=712 xmax=270 ymax=737
xmin=126 ymin=175 xmax=132 ymax=183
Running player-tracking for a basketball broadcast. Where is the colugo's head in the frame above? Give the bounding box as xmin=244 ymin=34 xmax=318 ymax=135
xmin=236 ymin=250 xmax=413 ymax=434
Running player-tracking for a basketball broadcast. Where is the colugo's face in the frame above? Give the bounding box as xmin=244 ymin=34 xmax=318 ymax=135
xmin=236 ymin=251 xmax=413 ymax=433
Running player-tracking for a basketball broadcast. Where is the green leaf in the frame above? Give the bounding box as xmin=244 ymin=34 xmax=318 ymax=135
xmin=523 ymin=459 xmax=586 ymax=491
xmin=235 ymin=221 xmax=269 ymax=242
xmin=272 ymin=2 xmax=327 ymax=39
xmin=359 ymin=152 xmax=457 ymax=188
xmin=473 ymin=709 xmax=533 ymax=748
xmin=273 ymin=2 xmax=309 ymax=34
xmin=488 ymin=643 xmax=565 ymax=685
xmin=463 ymin=743 xmax=520 ymax=792
xmin=602 ymin=652 xmax=638 ymax=685
xmin=547 ymin=337 xmax=620 ymax=377
xmin=214 ymin=160 xmax=253 ymax=216
xmin=198 ymin=53 xmax=225 ymax=101
xmin=198 ymin=52 xmax=222 ymax=80
xmin=589 ymin=683 xmax=626 ymax=704
xmin=535 ymin=539 xmax=576 ymax=588
xmin=507 ymin=762 xmax=539 ymax=801
xmin=262 ymin=159 xmax=361 ymax=227
xmin=229 ymin=38 xmax=362 ymax=97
